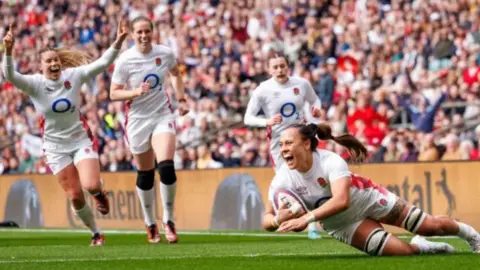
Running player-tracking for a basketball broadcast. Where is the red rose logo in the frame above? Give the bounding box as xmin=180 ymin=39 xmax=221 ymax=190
xmin=379 ymin=198 xmax=387 ymax=206
xmin=293 ymin=88 xmax=300 ymax=95
xmin=155 ymin=58 xmax=162 ymax=66
xmin=317 ymin=177 xmax=327 ymax=188
xmin=85 ymin=148 xmax=90 ymax=154
xmin=64 ymin=81 xmax=72 ymax=89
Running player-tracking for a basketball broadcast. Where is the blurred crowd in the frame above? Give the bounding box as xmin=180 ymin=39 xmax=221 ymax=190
xmin=2 ymin=0 xmax=480 ymax=175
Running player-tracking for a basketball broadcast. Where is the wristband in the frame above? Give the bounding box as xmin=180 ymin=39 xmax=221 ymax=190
xmin=305 ymin=212 xmax=316 ymax=223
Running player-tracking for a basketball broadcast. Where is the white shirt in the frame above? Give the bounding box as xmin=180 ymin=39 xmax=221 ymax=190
xmin=268 ymin=149 xmax=390 ymax=230
xmin=243 ymin=76 xmax=321 ymax=140
xmin=111 ymin=44 xmax=177 ymax=119
xmin=2 ymin=47 xmax=119 ymax=152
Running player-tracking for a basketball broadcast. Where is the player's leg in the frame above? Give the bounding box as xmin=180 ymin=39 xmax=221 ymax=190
xmin=380 ymin=198 xmax=480 ymax=253
xmin=151 ymin=117 xmax=178 ymax=244
xmin=46 ymin=152 xmax=103 ymax=246
xmin=74 ymin=145 xmax=109 ymax=216
xmin=128 ymin=118 xmax=161 ymax=244
xmin=331 ymin=219 xmax=449 ymax=256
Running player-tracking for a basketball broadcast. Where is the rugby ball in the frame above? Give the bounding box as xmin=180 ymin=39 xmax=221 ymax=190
xmin=272 ymin=188 xmax=308 ymax=216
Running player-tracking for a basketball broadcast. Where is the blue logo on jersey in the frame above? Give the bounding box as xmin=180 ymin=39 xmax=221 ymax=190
xmin=51 ymin=98 xmax=73 ymax=113
xmin=280 ymin=102 xmax=300 ymax=120
xmin=143 ymin=74 xmax=160 ymax=89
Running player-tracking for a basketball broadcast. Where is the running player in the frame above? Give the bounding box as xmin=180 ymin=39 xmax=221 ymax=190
xmin=2 ymin=22 xmax=128 ymax=246
xmin=264 ymin=123 xmax=480 ymax=256
xmin=244 ymin=53 xmax=321 ymax=170
xmin=243 ymin=53 xmax=322 ymax=238
xmin=110 ymin=16 xmax=188 ymax=244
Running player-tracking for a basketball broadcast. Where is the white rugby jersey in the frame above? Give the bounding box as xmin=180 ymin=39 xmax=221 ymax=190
xmin=244 ymin=76 xmax=321 ymax=140
xmin=268 ymin=149 xmax=392 ymax=230
xmin=111 ymin=44 xmax=177 ymax=119
xmin=2 ymin=47 xmax=119 ymax=153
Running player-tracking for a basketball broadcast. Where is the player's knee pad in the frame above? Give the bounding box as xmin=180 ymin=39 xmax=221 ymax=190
xmin=136 ymin=169 xmax=155 ymax=190
xmin=402 ymin=206 xmax=426 ymax=233
xmin=158 ymin=160 xmax=176 ymax=185
xmin=364 ymin=228 xmax=390 ymax=256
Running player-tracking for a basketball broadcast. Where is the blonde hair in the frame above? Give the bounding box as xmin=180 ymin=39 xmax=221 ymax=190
xmin=39 ymin=47 xmax=92 ymax=69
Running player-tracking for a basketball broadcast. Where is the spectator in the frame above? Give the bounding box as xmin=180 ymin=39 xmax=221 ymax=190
xmin=441 ymin=133 xmax=462 ymax=161
xmin=196 ymin=144 xmax=223 ymax=169
xmin=418 ymin=133 xmax=440 ymax=162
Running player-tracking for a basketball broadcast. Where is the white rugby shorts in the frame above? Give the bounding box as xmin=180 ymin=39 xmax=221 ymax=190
xmin=124 ymin=113 xmax=176 ymax=155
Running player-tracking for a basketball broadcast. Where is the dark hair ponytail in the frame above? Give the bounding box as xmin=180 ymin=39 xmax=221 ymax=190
xmin=295 ymin=123 xmax=368 ymax=162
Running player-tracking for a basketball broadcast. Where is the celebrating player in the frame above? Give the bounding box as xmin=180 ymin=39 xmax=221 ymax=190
xmin=264 ymin=123 xmax=480 ymax=256
xmin=2 ymin=21 xmax=128 ymax=246
xmin=244 ymin=53 xmax=322 ymax=238
xmin=110 ymin=16 xmax=188 ymax=244
xmin=244 ymin=53 xmax=321 ymax=170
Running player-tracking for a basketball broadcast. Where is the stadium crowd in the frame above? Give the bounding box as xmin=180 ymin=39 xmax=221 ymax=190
xmin=2 ymin=0 xmax=480 ymax=175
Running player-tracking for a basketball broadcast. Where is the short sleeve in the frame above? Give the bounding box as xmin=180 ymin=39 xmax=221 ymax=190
xmin=324 ymin=153 xmax=351 ymax=183
xmin=111 ymin=58 xmax=128 ymax=85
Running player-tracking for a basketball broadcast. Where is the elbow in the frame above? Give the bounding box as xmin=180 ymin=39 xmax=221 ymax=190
xmin=109 ymin=91 xmax=117 ymax=101
xmin=243 ymin=117 xmax=251 ymax=126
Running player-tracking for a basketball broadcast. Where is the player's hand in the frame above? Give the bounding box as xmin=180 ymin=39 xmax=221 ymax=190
xmin=276 ymin=202 xmax=302 ymax=224
xmin=267 ymin=114 xmax=282 ymax=126
xmin=178 ymin=99 xmax=189 ymax=116
xmin=3 ymin=24 xmax=14 ymax=54
xmin=134 ymin=82 xmax=150 ymax=97
xmin=116 ymin=19 xmax=128 ymax=42
xmin=277 ymin=217 xmax=309 ymax=233
xmin=311 ymin=106 xmax=321 ymax=118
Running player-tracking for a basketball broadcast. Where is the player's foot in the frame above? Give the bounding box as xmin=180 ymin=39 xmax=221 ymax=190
xmin=163 ymin=221 xmax=178 ymax=243
xmin=146 ymin=224 xmax=161 ymax=244
xmin=90 ymin=233 xmax=105 ymax=246
xmin=93 ymin=190 xmax=109 ymax=215
xmin=411 ymin=235 xmax=455 ymax=254
xmin=466 ymin=233 xmax=480 ymax=253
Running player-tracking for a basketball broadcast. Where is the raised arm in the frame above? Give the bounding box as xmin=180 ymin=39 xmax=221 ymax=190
xmin=80 ymin=20 xmax=128 ymax=81
xmin=2 ymin=24 xmax=36 ymax=95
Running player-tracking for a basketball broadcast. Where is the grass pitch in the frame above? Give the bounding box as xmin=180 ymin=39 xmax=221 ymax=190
xmin=0 ymin=229 xmax=478 ymax=269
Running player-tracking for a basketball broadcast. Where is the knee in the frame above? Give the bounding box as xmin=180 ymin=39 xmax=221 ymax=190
xmin=137 ymin=169 xmax=155 ymax=190
xmin=158 ymin=160 xmax=176 ymax=185
xmin=83 ymin=181 xmax=101 ymax=194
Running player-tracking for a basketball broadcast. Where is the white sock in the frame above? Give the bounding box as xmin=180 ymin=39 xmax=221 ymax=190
xmin=136 ymin=187 xmax=156 ymax=226
xmin=160 ymin=182 xmax=176 ymax=223
xmin=411 ymin=235 xmax=454 ymax=254
xmin=74 ymin=204 xmax=100 ymax=235
xmin=456 ymin=221 xmax=478 ymax=240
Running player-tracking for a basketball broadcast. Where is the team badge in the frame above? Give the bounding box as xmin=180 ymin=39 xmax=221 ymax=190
xmin=378 ymin=198 xmax=387 ymax=206
xmin=317 ymin=177 xmax=328 ymax=188
xmin=64 ymin=81 xmax=72 ymax=90
xmin=85 ymin=148 xmax=90 ymax=154
xmin=155 ymin=58 xmax=162 ymax=66
xmin=293 ymin=88 xmax=300 ymax=95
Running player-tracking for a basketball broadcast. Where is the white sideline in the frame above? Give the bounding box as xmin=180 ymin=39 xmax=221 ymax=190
xmin=0 ymin=252 xmax=352 ymax=264
xmin=0 ymin=228 xmax=459 ymax=239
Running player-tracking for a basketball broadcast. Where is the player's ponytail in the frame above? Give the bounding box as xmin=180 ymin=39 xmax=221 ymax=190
xmin=296 ymin=123 xmax=368 ymax=162
xmin=39 ymin=47 xmax=92 ymax=69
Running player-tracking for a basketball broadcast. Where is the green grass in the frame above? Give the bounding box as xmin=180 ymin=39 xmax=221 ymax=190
xmin=0 ymin=229 xmax=478 ymax=269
